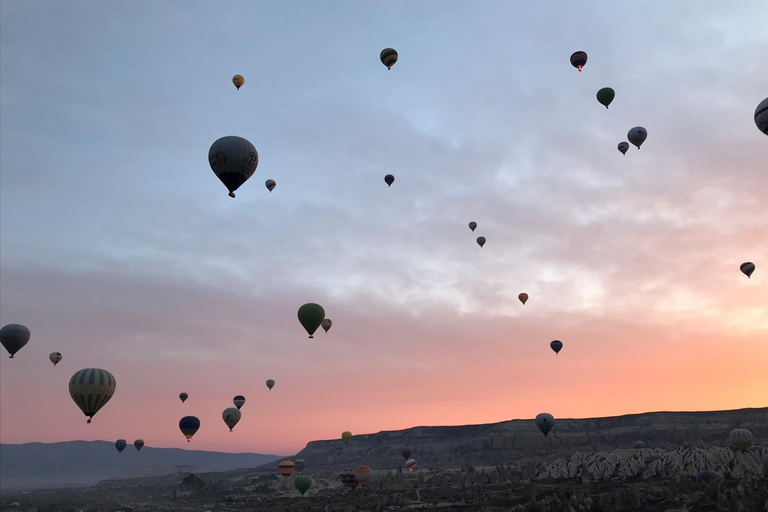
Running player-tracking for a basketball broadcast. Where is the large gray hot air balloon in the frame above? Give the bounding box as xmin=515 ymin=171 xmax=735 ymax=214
xmin=69 ymin=368 xmax=116 ymax=423
xmin=535 ymin=413 xmax=555 ymax=436
xmin=728 ymin=428 xmax=753 ymax=451
xmin=628 ymin=127 xmax=648 ymax=149
xmin=208 ymin=136 xmax=258 ymax=198
xmin=618 ymin=142 xmax=629 ymax=155
xmin=222 ymin=407 xmax=242 ymax=431
xmin=0 ymin=324 xmax=30 ymax=358
xmin=740 ymin=262 xmax=755 ymax=278
xmin=755 ymin=97 xmax=768 ymax=135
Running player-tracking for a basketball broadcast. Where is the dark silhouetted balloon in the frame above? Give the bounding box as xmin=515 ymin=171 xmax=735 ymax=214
xmin=570 ymin=51 xmax=588 ymax=71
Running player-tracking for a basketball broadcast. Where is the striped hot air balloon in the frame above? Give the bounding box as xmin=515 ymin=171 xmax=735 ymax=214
xmin=134 ymin=439 xmax=144 ymax=451
xmin=380 ymin=48 xmax=398 ymax=70
xmin=115 ymin=439 xmax=127 ymax=453
xmin=278 ymin=460 xmax=295 ymax=479
xmin=1 ymin=324 xmax=30 ymax=358
xmin=68 ymin=368 xmax=116 ymax=423
xmin=339 ymin=468 xmax=358 ymax=490
xmin=728 ymin=428 xmax=754 ymax=451
xmin=179 ymin=416 xmax=200 ymax=442
xmin=405 ymin=459 xmax=417 ymax=473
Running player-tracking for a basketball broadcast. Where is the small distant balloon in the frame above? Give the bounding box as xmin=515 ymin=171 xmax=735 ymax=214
xmin=295 ymin=459 xmax=306 ymax=473
xmin=278 ymin=460 xmax=295 ymax=479
xmin=222 ymin=407 xmax=242 ymax=431
xmin=740 ymin=262 xmax=755 ymax=278
xmin=535 ymin=413 xmax=555 ymax=436
xmin=294 ymin=474 xmax=312 ymax=495
xmin=633 ymin=440 xmax=645 ymax=449
xmin=754 ymin=97 xmax=768 ymax=135
xmin=265 ymin=179 xmax=276 ymax=192
xmin=550 ymin=340 xmax=563 ymax=355
xmin=233 ymin=395 xmax=246 ymax=409
xmin=115 ymin=439 xmax=127 ymax=453
xmin=627 ymin=127 xmax=648 ymax=149
xmin=179 ymin=392 xmax=188 ymax=403
xmin=405 ymin=459 xmax=417 ymax=472
xmin=618 ymin=142 xmax=629 ymax=155
xmin=570 ymin=51 xmax=588 ymax=71
xmin=298 ymin=303 xmax=326 ymax=338
xmin=728 ymin=428 xmax=753 ymax=451
xmin=179 ymin=416 xmax=201 ymax=442
xmin=208 ymin=136 xmax=258 ymax=198
xmin=321 ymin=318 xmax=333 ymax=333
xmin=696 ymin=470 xmax=723 ymax=485
xmin=596 ymin=87 xmax=615 ymax=108
xmin=266 ymin=379 xmax=275 ymax=390
xmin=232 ymin=74 xmax=245 ymax=90
xmin=134 ymin=439 xmax=144 ymax=451
xmin=341 ymin=431 xmax=352 ymax=443
xmin=384 ymin=174 xmax=395 ymax=187
xmin=1 ymin=324 xmax=30 ymax=358
xmin=354 ymin=465 xmax=373 ymax=487
xmin=401 ymin=447 xmax=412 ymax=460
xmin=340 ymin=469 xmax=358 ymax=491
xmin=49 ymin=352 xmax=62 ymax=367
xmin=380 ymin=48 xmax=398 ymax=70
xmin=476 ymin=236 xmax=486 ymax=248
xmin=69 ymin=368 xmax=116 ymax=423
xmin=518 ymin=293 xmax=528 ymax=305
xmin=468 ymin=221 xmax=477 ymax=232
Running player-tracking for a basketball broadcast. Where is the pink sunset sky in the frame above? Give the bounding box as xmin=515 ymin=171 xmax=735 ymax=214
xmin=1 ymin=1 xmax=766 ymax=455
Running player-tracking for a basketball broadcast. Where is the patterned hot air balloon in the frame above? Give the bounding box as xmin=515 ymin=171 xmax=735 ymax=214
xmin=405 ymin=459 xmax=417 ymax=473
xmin=728 ymin=428 xmax=753 ymax=451
xmin=68 ymin=368 xmax=116 ymax=423
xmin=179 ymin=416 xmax=200 ymax=442
xmin=49 ymin=352 xmax=62 ymax=367
xmin=535 ymin=413 xmax=555 ymax=436
xmin=134 ymin=439 xmax=144 ymax=451
xmin=550 ymin=340 xmax=563 ymax=355
xmin=233 ymin=395 xmax=246 ymax=409
xmin=618 ymin=142 xmax=629 ymax=155
xmin=380 ymin=48 xmax=398 ymax=70
xmin=354 ymin=465 xmax=373 ymax=487
xmin=294 ymin=475 xmax=312 ymax=495
xmin=295 ymin=459 xmax=306 ymax=473
xmin=222 ymin=407 xmax=242 ymax=431
xmin=115 ymin=439 xmax=127 ymax=453
xmin=1 ymin=324 xmax=30 ymax=358
xmin=232 ymin=74 xmax=245 ymax=90
xmin=339 ymin=468 xmax=358 ymax=490
xmin=179 ymin=392 xmax=188 ymax=403
xmin=518 ymin=293 xmax=528 ymax=305
xmin=266 ymin=379 xmax=275 ymax=390
xmin=265 ymin=179 xmax=276 ymax=192
xmin=208 ymin=136 xmax=258 ymax=198
xmin=570 ymin=51 xmax=588 ymax=71
xmin=755 ymin=97 xmax=768 ymax=135
xmin=628 ymin=127 xmax=648 ymax=149
xmin=278 ymin=460 xmax=295 ymax=479
xmin=321 ymin=318 xmax=332 ymax=333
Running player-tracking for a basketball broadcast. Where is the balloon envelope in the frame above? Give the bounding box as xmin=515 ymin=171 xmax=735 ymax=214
xmin=232 ymin=74 xmax=244 ymax=90
xmin=468 ymin=222 xmax=477 ymax=232
xmin=518 ymin=293 xmax=528 ymax=305
xmin=265 ymin=179 xmax=276 ymax=192
xmin=295 ymin=459 xmax=306 ymax=473
xmin=596 ymin=87 xmax=615 ymax=108
xmin=321 ymin=318 xmax=332 ymax=333
xmin=294 ymin=475 xmax=312 ymax=495
xmin=384 ymin=174 xmax=395 ymax=187
xmin=570 ymin=51 xmax=588 ymax=71
xmin=208 ymin=136 xmax=258 ymax=198
xmin=233 ymin=395 xmax=246 ymax=409
xmin=179 ymin=416 xmax=200 ymax=442
xmin=341 ymin=431 xmax=352 ymax=443
xmin=755 ymin=97 xmax=768 ymax=135
xmin=354 ymin=465 xmax=373 ymax=486
xmin=49 ymin=352 xmax=62 ymax=367
xmin=740 ymin=262 xmax=755 ymax=278
xmin=278 ymin=460 xmax=295 ymax=479
xmin=340 ymin=469 xmax=358 ymax=490
xmin=405 ymin=459 xmax=417 ymax=472
xmin=627 ymin=127 xmax=648 ymax=149
xmin=550 ymin=340 xmax=563 ymax=354
xmin=618 ymin=142 xmax=629 ymax=155
xmin=401 ymin=448 xmax=412 ymax=460
xmin=0 ymin=324 xmax=30 ymax=358
xmin=115 ymin=439 xmax=127 ymax=453
xmin=380 ymin=48 xmax=398 ymax=69
xmin=266 ymin=379 xmax=275 ymax=390
xmin=222 ymin=407 xmax=242 ymax=431
xmin=298 ymin=303 xmax=325 ymax=338
xmin=535 ymin=413 xmax=555 ymax=436
xmin=728 ymin=428 xmax=753 ymax=451
xmin=633 ymin=440 xmax=645 ymax=449
xmin=179 ymin=392 xmax=188 ymax=403
xmin=476 ymin=236 xmax=486 ymax=248
xmin=69 ymin=368 xmax=116 ymax=423
xmin=134 ymin=439 xmax=144 ymax=451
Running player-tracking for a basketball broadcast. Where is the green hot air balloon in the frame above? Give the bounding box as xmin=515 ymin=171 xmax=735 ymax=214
xmin=69 ymin=368 xmax=116 ymax=423
xmin=380 ymin=48 xmax=398 ymax=70
xmin=298 ymin=303 xmax=325 ymax=338
xmin=294 ymin=475 xmax=312 ymax=495
xmin=596 ymin=87 xmax=615 ymax=109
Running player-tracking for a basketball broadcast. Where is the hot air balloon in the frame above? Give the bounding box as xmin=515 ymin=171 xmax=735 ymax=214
xmin=298 ymin=303 xmax=325 ymax=338
xmin=115 ymin=439 xmax=127 ymax=453
xmin=628 ymin=127 xmax=647 ymax=150
xmin=340 ymin=469 xmax=358 ymax=490
xmin=696 ymin=470 xmax=723 ymax=485
xmin=295 ymin=459 xmax=306 ymax=473
xmin=342 ymin=431 xmax=352 ymax=443
xmin=384 ymin=174 xmax=395 ymax=187
xmin=355 ymin=465 xmax=373 ymax=487
xmin=405 ymin=459 xmax=417 ymax=473
xmin=266 ymin=379 xmax=275 ymax=390
xmin=596 ymin=87 xmax=615 ymax=108
xmin=278 ymin=460 xmax=295 ymax=479
xmin=265 ymin=179 xmax=276 ymax=192
xmin=1 ymin=324 xmax=30 ymax=358
xmin=618 ymin=142 xmax=629 ymax=155
xmin=570 ymin=51 xmax=588 ymax=71
xmin=222 ymin=407 xmax=242 ymax=431
xmin=321 ymin=318 xmax=332 ymax=333
xmin=294 ymin=475 xmax=312 ymax=495
xmin=208 ymin=136 xmax=258 ymax=198
xmin=550 ymin=340 xmax=563 ymax=355
xmin=728 ymin=428 xmax=753 ymax=451
xmin=755 ymin=97 xmax=768 ymax=135
xmin=134 ymin=439 xmax=144 ymax=451
xmin=69 ymin=368 xmax=116 ymax=423
xmin=535 ymin=413 xmax=555 ymax=436
xmin=179 ymin=392 xmax=188 ymax=403
xmin=633 ymin=440 xmax=646 ymax=449
xmin=179 ymin=416 xmax=200 ymax=442
xmin=468 ymin=222 xmax=477 ymax=232
xmin=233 ymin=395 xmax=246 ymax=409
xmin=740 ymin=262 xmax=755 ymax=278
xmin=380 ymin=48 xmax=398 ymax=70
xmin=49 ymin=352 xmax=62 ymax=367
xmin=232 ymin=75 xmax=245 ymax=90
xmin=476 ymin=236 xmax=486 ymax=248
xmin=518 ymin=293 xmax=528 ymax=305
xmin=401 ymin=448 xmax=412 ymax=460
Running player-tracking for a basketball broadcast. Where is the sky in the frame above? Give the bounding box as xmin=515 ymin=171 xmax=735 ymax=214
xmin=1 ymin=1 xmax=766 ymax=455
